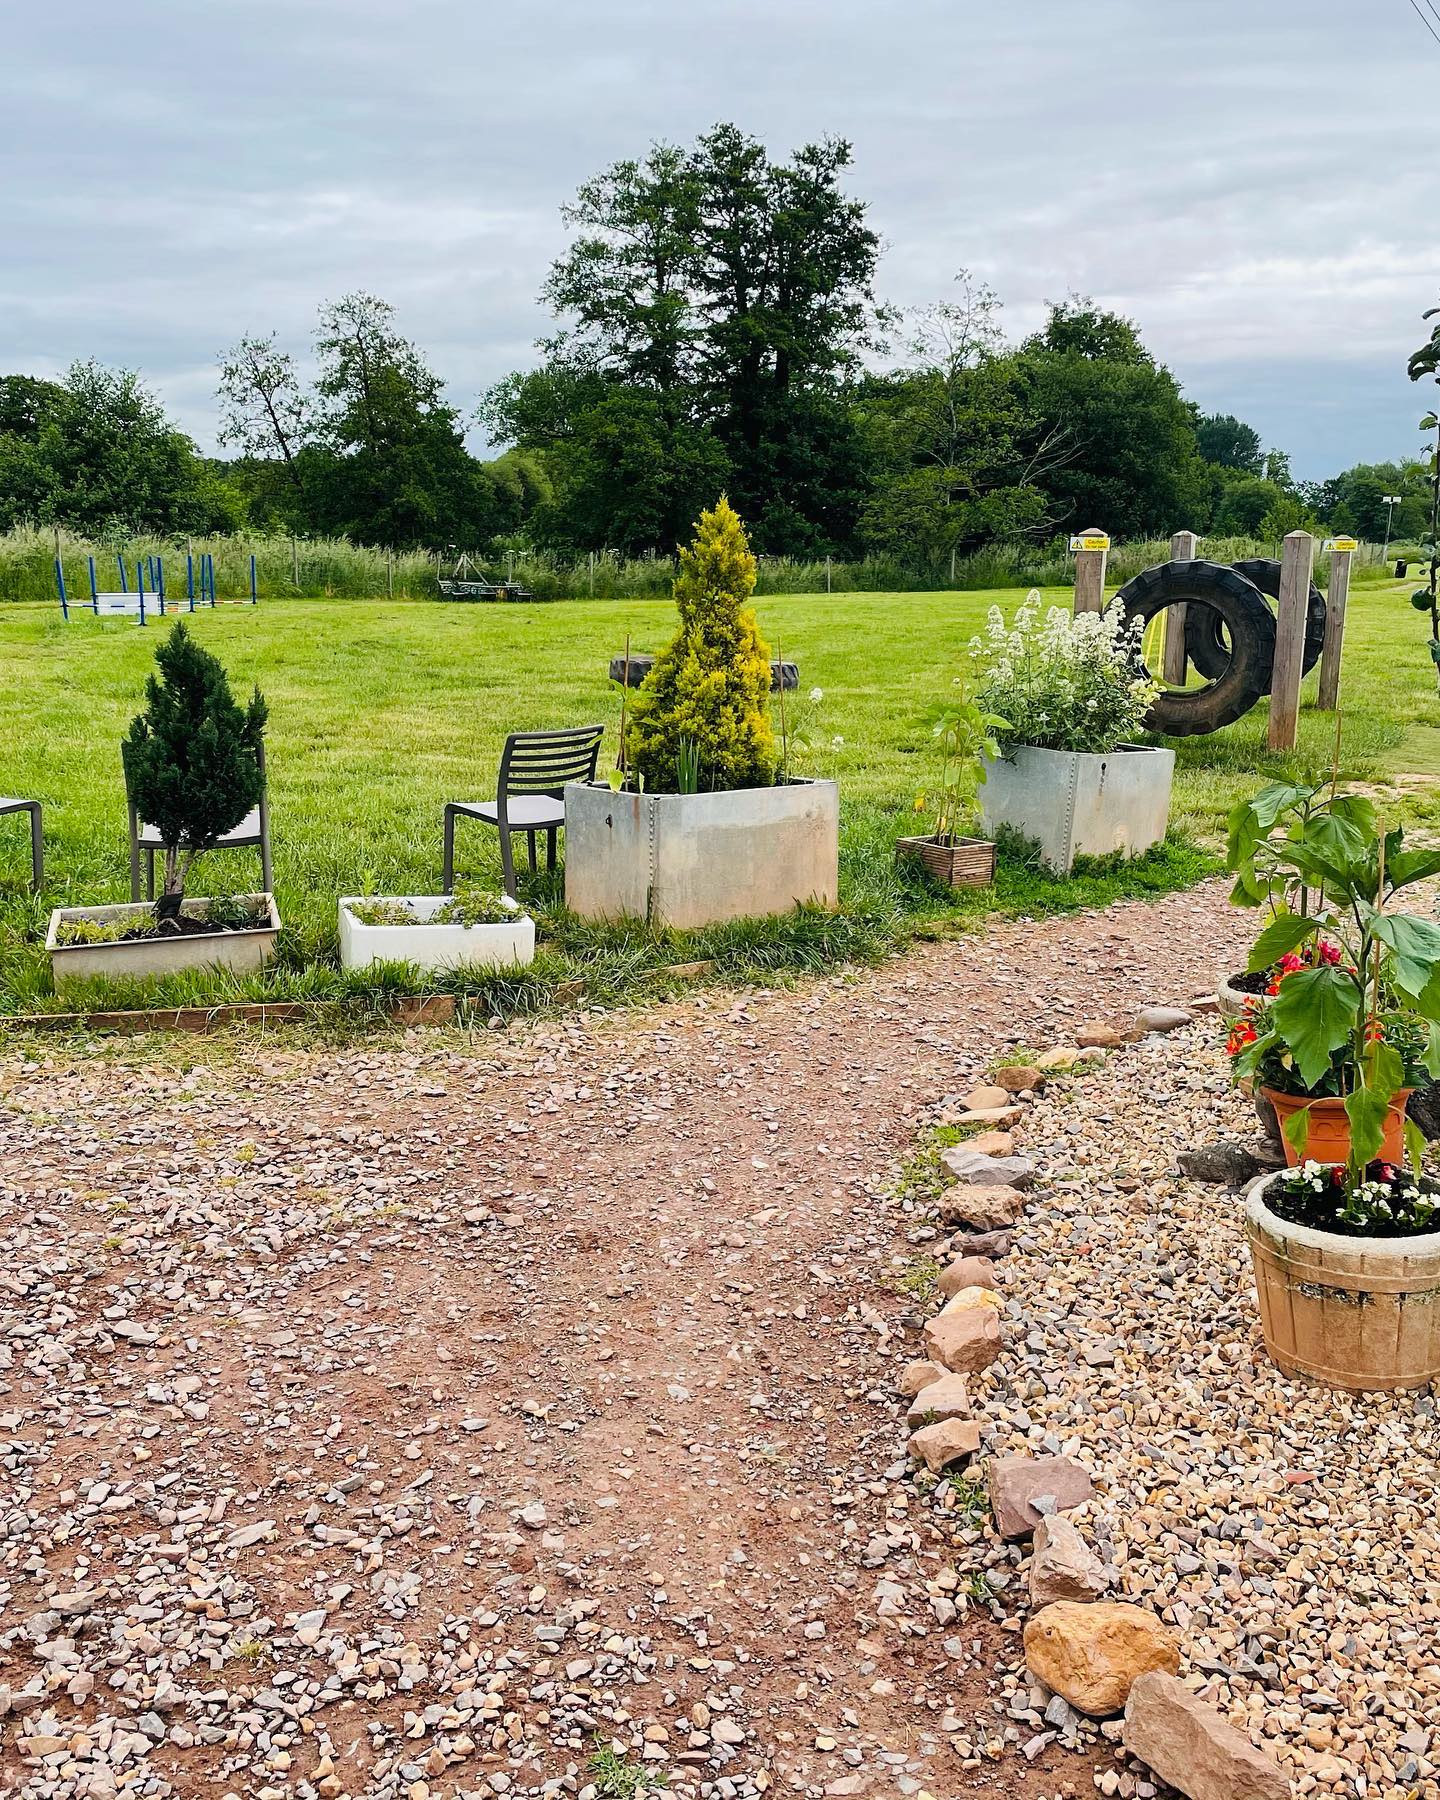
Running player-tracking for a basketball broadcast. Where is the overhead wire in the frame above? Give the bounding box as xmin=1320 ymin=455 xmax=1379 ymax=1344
xmin=1405 ymin=0 xmax=1440 ymax=47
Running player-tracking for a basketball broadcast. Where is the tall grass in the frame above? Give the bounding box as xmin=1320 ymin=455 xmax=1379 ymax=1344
xmin=2 ymin=524 xmax=1395 ymax=606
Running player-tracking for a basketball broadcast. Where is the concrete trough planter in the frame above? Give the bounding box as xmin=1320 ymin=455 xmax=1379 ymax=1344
xmin=980 ymin=743 xmax=1174 ymax=875
xmin=564 ymin=777 xmax=839 ymax=930
xmin=1245 ymin=1172 xmax=1440 ymax=1391
xmin=47 ymin=895 xmax=281 ymax=991
xmin=338 ymin=896 xmax=534 ymax=974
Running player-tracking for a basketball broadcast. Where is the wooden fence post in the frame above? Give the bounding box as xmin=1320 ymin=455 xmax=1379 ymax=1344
xmin=1071 ymin=528 xmax=1110 ymax=615
xmin=1317 ymin=536 xmax=1356 ymax=711
xmin=292 ymin=535 xmax=299 ymax=587
xmin=1268 ymin=531 xmax=1314 ymax=751
xmin=1163 ymin=530 xmax=1197 ymax=685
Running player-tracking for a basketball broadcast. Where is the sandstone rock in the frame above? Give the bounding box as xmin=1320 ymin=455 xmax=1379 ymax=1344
xmin=1137 ymin=1005 xmax=1194 ymax=1034
xmin=908 ymin=1416 xmax=982 ymax=1474
xmin=922 ymin=1292 xmax=1004 ymax=1373
xmin=905 ymin=1370 xmax=970 ymax=1426
xmin=1123 ymin=1672 xmax=1290 ymax=1799
xmin=1024 ymin=1602 xmax=1180 ymax=1716
xmin=897 ymin=1358 xmax=946 ymax=1397
xmin=1036 ymin=1045 xmax=1081 ymax=1070
xmin=960 ymin=1083 xmax=1012 ymax=1111
xmin=993 ymin=1063 xmax=1044 ymax=1093
xmin=1029 ymin=1514 xmax=1110 ymax=1606
xmin=940 ymin=1145 xmax=1034 ymax=1188
xmin=937 ymin=1255 xmax=996 ymax=1298
xmin=947 ymin=1227 xmax=1012 ymax=1258
xmin=1176 ymin=1141 xmax=1265 ymax=1188
xmin=988 ymin=1453 xmax=1094 ymax=1539
xmin=952 ymin=1105 xmax=1024 ymax=1130
xmin=1076 ymin=1023 xmax=1126 ymax=1048
xmin=967 ymin=1129 xmax=1015 ymax=1157
xmin=937 ymin=1182 xmax=1025 ymax=1230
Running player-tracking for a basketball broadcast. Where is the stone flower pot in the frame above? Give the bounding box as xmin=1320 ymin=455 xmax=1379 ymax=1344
xmin=46 ymin=895 xmax=281 ymax=991
xmin=1245 ymin=1172 xmax=1440 ymax=1391
xmin=338 ymin=896 xmax=534 ymax=974
xmin=979 ymin=744 xmax=1174 ymax=875
xmin=564 ymin=778 xmax=839 ymax=930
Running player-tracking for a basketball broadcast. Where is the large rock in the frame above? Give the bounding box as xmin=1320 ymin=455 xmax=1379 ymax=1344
xmin=1136 ymin=1005 xmax=1193 ymax=1034
xmin=1123 ymin=1672 xmax=1291 ymax=1799
xmin=905 ymin=1370 xmax=970 ymax=1426
xmin=992 ymin=1063 xmax=1044 ymax=1094
xmin=937 ymin=1182 xmax=1025 ymax=1231
xmin=953 ymin=1106 xmax=1024 ymax=1130
xmin=922 ymin=1290 xmax=1004 ymax=1373
xmin=1076 ymin=1022 xmax=1126 ymax=1048
xmin=947 ymin=1227 xmax=1012 ymax=1258
xmin=1036 ymin=1045 xmax=1080 ymax=1070
xmin=967 ymin=1129 xmax=1016 ymax=1157
xmin=988 ymin=1453 xmax=1094 ymax=1540
xmin=1024 ymin=1602 xmax=1180 ymax=1716
xmin=960 ymin=1083 xmax=1013 ymax=1111
xmin=941 ymin=1145 xmax=1035 ymax=1189
xmin=1176 ymin=1141 xmax=1264 ymax=1188
xmin=907 ymin=1417 xmax=982 ymax=1474
xmin=1029 ymin=1515 xmax=1110 ymax=1606
xmin=937 ymin=1255 xmax=997 ymax=1298
xmin=897 ymin=1359 xmax=946 ymax=1397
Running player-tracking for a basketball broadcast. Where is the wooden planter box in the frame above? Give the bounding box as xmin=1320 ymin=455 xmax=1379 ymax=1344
xmin=46 ymin=895 xmax=281 ymax=991
xmin=1246 ymin=1173 xmax=1440 ymax=1391
xmin=894 ymin=834 xmax=995 ymax=888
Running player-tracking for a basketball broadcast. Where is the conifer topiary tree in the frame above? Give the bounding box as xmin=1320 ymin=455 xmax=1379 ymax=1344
xmin=122 ymin=622 xmax=268 ymax=922
xmin=625 ymin=497 xmax=777 ymax=793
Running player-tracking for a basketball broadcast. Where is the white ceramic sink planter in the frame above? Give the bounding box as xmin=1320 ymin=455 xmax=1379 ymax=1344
xmin=47 ymin=895 xmax=281 ymax=990
xmin=563 ymin=778 xmax=840 ymax=929
xmin=979 ymin=743 xmax=1174 ymax=875
xmin=338 ymin=895 xmax=534 ymax=974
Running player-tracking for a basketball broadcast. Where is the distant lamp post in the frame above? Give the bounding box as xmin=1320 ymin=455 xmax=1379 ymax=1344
xmin=1382 ymin=493 xmax=1403 ymax=563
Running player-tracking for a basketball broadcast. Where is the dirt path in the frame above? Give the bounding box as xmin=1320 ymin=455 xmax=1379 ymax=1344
xmin=0 ymin=883 xmax=1252 ymax=1800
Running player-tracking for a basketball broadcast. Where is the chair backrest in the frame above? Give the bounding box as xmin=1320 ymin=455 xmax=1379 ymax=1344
xmin=498 ymin=725 xmax=604 ymax=799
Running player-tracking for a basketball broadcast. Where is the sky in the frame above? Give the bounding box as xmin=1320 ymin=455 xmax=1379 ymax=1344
xmin=3 ymin=0 xmax=1438 ymax=481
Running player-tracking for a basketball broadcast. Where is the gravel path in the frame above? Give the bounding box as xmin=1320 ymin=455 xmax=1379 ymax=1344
xmin=0 ymin=883 xmax=1264 ymax=1800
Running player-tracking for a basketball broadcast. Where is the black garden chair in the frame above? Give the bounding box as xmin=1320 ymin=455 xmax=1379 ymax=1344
xmin=443 ymin=725 xmax=604 ymax=897
xmin=0 ymin=797 xmax=43 ymax=892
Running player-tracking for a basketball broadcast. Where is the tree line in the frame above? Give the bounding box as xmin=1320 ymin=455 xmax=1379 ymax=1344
xmin=1 ymin=124 xmax=1431 ymax=562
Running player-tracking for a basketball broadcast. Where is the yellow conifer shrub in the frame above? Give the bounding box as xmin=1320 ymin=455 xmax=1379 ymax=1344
xmin=626 ymin=497 xmax=778 ymax=793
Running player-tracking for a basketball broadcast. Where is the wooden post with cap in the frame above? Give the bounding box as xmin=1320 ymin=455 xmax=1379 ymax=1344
xmin=1317 ymin=537 xmax=1355 ymax=711
xmin=1162 ymin=530 xmax=1197 ymax=685
xmin=1268 ymin=531 xmax=1314 ymax=751
xmin=1071 ymin=528 xmax=1110 ymax=615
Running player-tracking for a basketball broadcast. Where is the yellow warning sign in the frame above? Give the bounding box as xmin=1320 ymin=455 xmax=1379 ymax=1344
xmin=1068 ymin=533 xmax=1111 ymax=553
xmin=1324 ymin=537 xmax=1358 ymax=553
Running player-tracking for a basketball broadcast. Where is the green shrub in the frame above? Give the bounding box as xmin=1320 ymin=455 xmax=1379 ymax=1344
xmin=625 ymin=498 xmax=777 ymax=793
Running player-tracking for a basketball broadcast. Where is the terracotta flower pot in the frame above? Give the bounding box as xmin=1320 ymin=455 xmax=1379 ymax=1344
xmin=1245 ymin=1173 xmax=1440 ymax=1391
xmin=1261 ymin=1087 xmax=1412 ymax=1168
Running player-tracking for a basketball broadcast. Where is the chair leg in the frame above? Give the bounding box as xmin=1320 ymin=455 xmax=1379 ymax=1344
xmin=260 ymin=826 xmax=273 ymax=898
xmin=498 ymin=822 xmax=517 ymax=899
xmin=526 ymin=830 xmax=537 ymax=875
xmin=128 ymin=806 xmax=142 ymax=903
xmin=28 ymin=804 xmax=42 ymax=894
xmin=546 ymin=827 xmax=557 ymax=873
xmin=146 ymin=849 xmax=155 ymax=902
xmin=442 ymin=806 xmax=456 ymax=894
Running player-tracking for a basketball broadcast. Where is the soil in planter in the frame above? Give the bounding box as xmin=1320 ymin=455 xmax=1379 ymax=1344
xmin=1229 ymin=967 xmax=1269 ymax=997
xmin=1264 ymin=1161 xmax=1440 ymax=1239
xmin=56 ymin=903 xmax=268 ymax=948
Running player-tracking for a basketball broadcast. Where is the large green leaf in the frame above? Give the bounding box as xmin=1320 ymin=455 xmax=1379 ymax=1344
xmin=1282 ymin=1104 xmax=1312 ymax=1159
xmin=1246 ymin=912 xmax=1317 ymax=974
xmin=1270 ymin=964 xmax=1359 ymax=1090
xmin=1425 ymin=1021 xmax=1440 ymax=1081
xmin=1406 ymin=1116 xmax=1427 ymax=1181
xmin=1345 ymin=1085 xmax=1392 ymax=1168
xmin=1383 ymin=842 xmax=1440 ymax=894
xmin=1368 ymin=912 xmax=1440 ymax=999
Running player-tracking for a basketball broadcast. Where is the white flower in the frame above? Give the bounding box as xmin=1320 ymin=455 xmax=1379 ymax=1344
xmin=809 ymin=687 xmax=824 ymax=703
xmin=831 ymin=734 xmax=844 ymax=749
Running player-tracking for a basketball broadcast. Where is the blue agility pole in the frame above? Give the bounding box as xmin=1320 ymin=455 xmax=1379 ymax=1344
xmin=136 ymin=559 xmax=147 ymax=626
xmin=55 ymin=557 xmax=68 ymax=620
xmin=186 ymin=551 xmax=195 ymax=609
xmin=88 ymin=556 xmax=99 ymax=613
xmin=117 ymin=553 xmax=128 ymax=594
xmin=156 ymin=554 xmax=166 ymax=611
xmin=250 ymin=554 xmax=258 ymax=605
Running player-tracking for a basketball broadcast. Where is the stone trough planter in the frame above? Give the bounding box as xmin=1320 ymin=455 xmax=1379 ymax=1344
xmin=980 ymin=743 xmax=1174 ymax=875
xmin=47 ymin=895 xmax=281 ymax=991
xmin=338 ymin=896 xmax=534 ymax=974
xmin=1245 ymin=1171 xmax=1440 ymax=1391
xmin=564 ymin=778 xmax=838 ymax=929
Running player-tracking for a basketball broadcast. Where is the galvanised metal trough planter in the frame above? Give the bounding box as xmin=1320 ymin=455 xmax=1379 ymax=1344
xmin=979 ymin=743 xmax=1174 ymax=875
xmin=563 ymin=778 xmax=839 ymax=930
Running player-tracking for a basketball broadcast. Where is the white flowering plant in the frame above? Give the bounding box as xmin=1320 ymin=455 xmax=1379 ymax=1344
xmin=1266 ymin=1158 xmax=1440 ymax=1239
xmin=968 ymin=592 xmax=1158 ymax=757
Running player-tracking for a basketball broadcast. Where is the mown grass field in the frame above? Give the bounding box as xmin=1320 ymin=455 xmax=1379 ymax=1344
xmin=0 ymin=579 xmax=1433 ymax=1017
